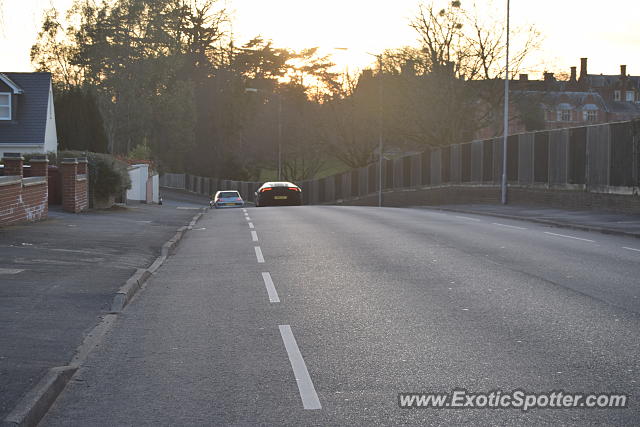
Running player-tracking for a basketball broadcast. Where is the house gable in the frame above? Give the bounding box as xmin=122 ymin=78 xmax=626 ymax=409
xmin=0 ymin=73 xmax=55 ymax=153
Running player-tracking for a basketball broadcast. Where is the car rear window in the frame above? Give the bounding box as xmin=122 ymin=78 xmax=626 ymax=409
xmin=218 ymin=191 xmax=240 ymax=198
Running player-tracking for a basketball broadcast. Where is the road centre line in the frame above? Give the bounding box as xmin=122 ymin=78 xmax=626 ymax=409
xmin=261 ymin=272 xmax=280 ymax=302
xmin=622 ymin=246 xmax=640 ymax=253
xmin=251 ymin=230 xmax=258 ymax=242
xmin=254 ymin=246 xmax=265 ymax=263
xmin=246 ymin=216 xmax=251 ymax=221
xmin=242 ymin=209 xmax=247 ymax=213
xmin=455 ymin=215 xmax=481 ymax=222
xmin=543 ymin=231 xmax=595 ymax=243
xmin=279 ymin=325 xmax=322 ymax=410
xmin=492 ymin=222 xmax=527 ymax=230
xmin=248 ymin=222 xmax=255 ymax=229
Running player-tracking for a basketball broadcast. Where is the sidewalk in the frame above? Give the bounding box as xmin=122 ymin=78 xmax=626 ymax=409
xmin=0 ymin=194 xmax=206 ymax=421
xmin=426 ymin=204 xmax=640 ymax=238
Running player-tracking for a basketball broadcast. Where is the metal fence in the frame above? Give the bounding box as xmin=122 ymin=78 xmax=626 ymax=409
xmin=160 ymin=119 xmax=640 ymax=204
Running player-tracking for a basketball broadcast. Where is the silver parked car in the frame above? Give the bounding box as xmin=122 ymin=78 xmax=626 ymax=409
xmin=211 ymin=190 xmax=244 ymax=209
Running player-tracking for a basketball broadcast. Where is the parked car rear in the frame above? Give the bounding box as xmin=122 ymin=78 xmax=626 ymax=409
xmin=255 ymin=182 xmax=302 ymax=207
xmin=212 ymin=190 xmax=244 ymax=208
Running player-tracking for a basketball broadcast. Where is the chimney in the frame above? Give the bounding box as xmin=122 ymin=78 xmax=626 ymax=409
xmin=519 ymin=74 xmax=528 ymax=81
xmin=621 ymin=65 xmax=627 ymax=77
xmin=570 ymin=66 xmax=577 ymax=82
xmin=543 ymin=72 xmax=555 ymax=82
xmin=579 ymin=58 xmax=588 ymax=80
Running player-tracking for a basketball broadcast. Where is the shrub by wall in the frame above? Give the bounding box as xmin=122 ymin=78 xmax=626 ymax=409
xmin=51 ymin=151 xmax=131 ymax=208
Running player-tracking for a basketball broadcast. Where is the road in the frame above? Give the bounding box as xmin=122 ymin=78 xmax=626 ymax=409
xmin=41 ymin=205 xmax=640 ymax=426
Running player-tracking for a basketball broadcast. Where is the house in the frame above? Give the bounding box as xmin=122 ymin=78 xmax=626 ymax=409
xmin=0 ymin=72 xmax=58 ymax=157
xmin=520 ymin=59 xmax=640 ymax=125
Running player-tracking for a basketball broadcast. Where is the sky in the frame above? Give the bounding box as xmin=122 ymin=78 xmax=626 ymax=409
xmin=1 ymin=0 xmax=639 ymax=78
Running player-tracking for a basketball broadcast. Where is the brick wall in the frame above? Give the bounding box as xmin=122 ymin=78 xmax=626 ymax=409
xmin=0 ymin=153 xmax=49 ymax=226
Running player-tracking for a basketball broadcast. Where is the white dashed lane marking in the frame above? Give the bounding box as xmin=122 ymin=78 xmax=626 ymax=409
xmin=279 ymin=325 xmax=321 ymax=410
xmin=492 ymin=222 xmax=527 ymax=230
xmin=0 ymin=268 xmax=24 ymax=275
xmin=261 ymin=272 xmax=280 ymax=302
xmin=248 ymin=222 xmax=255 ymax=229
xmin=251 ymin=231 xmax=258 ymax=242
xmin=254 ymin=246 xmax=265 ymax=263
xmin=543 ymin=231 xmax=595 ymax=243
xmin=455 ymin=215 xmax=481 ymax=222
xmin=622 ymin=246 xmax=640 ymax=253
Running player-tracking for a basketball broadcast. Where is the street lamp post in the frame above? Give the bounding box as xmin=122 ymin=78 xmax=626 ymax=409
xmin=334 ymin=48 xmax=384 ymax=207
xmin=277 ymin=95 xmax=282 ymax=180
xmin=377 ymin=55 xmax=383 ymax=208
xmin=501 ymin=0 xmax=510 ymax=205
xmin=245 ymin=87 xmax=282 ymax=180
xmin=365 ymin=52 xmax=384 ymax=208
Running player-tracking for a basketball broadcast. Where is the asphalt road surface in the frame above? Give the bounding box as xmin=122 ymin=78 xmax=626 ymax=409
xmin=41 ymin=205 xmax=640 ymax=426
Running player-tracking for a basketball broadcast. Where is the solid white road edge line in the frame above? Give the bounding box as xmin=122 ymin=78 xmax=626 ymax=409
xmin=254 ymin=246 xmax=265 ymax=263
xmin=248 ymin=222 xmax=255 ymax=229
xmin=251 ymin=230 xmax=258 ymax=242
xmin=279 ymin=325 xmax=322 ymax=410
xmin=622 ymin=246 xmax=640 ymax=253
xmin=261 ymin=272 xmax=280 ymax=303
xmin=492 ymin=222 xmax=527 ymax=230
xmin=543 ymin=231 xmax=595 ymax=243
xmin=455 ymin=215 xmax=481 ymax=222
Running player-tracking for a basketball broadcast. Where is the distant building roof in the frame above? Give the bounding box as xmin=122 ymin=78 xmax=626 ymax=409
xmin=586 ymin=74 xmax=640 ymax=89
xmin=0 ymin=72 xmax=52 ymax=145
xmin=514 ymin=90 xmax=609 ymax=112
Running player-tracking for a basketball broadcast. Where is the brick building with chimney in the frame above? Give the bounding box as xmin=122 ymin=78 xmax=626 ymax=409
xmin=482 ymin=58 xmax=640 ymax=138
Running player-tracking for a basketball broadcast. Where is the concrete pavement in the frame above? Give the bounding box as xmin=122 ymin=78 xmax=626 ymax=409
xmin=0 ymin=194 xmax=206 ymax=422
xmin=427 ymin=204 xmax=640 ymax=238
xmin=40 ymin=205 xmax=640 ymax=425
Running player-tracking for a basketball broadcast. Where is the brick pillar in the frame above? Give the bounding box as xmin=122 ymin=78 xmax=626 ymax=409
xmin=29 ymin=155 xmax=49 ymax=177
xmin=61 ymin=158 xmax=79 ymax=213
xmin=77 ymin=157 xmax=88 ymax=175
xmin=2 ymin=153 xmax=24 ymax=176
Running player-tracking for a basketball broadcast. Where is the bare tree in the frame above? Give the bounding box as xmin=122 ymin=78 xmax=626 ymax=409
xmin=391 ymin=0 xmax=541 ymax=146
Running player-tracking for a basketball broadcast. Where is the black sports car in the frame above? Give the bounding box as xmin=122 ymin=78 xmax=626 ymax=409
xmin=255 ymin=182 xmax=302 ymax=207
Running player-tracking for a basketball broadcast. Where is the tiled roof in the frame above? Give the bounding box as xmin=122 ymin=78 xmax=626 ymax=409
xmin=0 ymin=72 xmax=52 ymax=145
xmin=586 ymin=74 xmax=640 ymax=89
xmin=514 ymin=91 xmax=609 ymax=111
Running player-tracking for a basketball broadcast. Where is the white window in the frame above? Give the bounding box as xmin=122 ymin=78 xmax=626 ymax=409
xmin=614 ymin=90 xmax=621 ymax=101
xmin=583 ymin=110 xmax=597 ymax=122
xmin=0 ymin=93 xmax=10 ymax=120
xmin=626 ymin=91 xmax=635 ymax=102
xmin=557 ymin=110 xmax=571 ymax=121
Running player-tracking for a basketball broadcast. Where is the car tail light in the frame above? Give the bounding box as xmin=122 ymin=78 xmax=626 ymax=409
xmin=288 ymin=187 xmax=300 ymax=191
xmin=261 ymin=188 xmax=273 ymax=192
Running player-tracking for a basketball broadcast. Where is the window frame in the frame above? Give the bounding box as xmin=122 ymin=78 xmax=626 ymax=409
xmin=0 ymin=92 xmax=11 ymax=120
xmin=557 ymin=110 xmax=571 ymax=122
xmin=583 ymin=110 xmax=597 ymax=122
xmin=614 ymin=90 xmax=621 ymax=101
xmin=626 ymin=91 xmax=635 ymax=102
